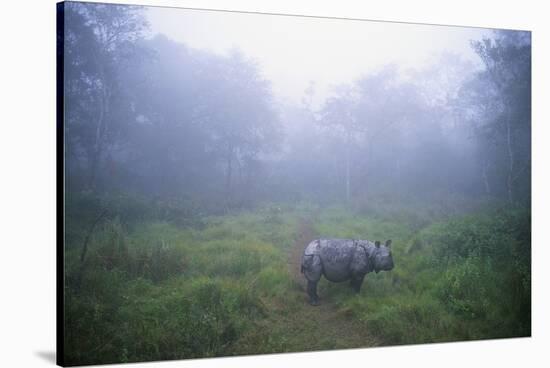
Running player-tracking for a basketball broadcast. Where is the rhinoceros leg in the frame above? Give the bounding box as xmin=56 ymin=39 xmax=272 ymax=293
xmin=307 ymin=280 xmax=320 ymax=306
xmin=350 ymin=274 xmax=365 ymax=294
xmin=302 ymin=252 xmax=322 ymax=306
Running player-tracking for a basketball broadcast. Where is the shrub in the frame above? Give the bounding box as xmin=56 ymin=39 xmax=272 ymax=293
xmin=65 ymin=277 xmax=265 ymax=365
xmin=436 ymin=257 xmax=494 ymax=319
xmin=344 ymin=293 xmax=453 ymax=345
xmin=430 ymin=208 xmax=531 ymax=336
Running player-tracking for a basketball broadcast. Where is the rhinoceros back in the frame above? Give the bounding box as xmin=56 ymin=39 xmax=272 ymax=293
xmin=319 ymin=239 xmax=356 ymax=282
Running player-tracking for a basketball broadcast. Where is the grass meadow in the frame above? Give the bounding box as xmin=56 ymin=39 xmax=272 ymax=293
xmin=63 ymin=194 xmax=530 ymax=365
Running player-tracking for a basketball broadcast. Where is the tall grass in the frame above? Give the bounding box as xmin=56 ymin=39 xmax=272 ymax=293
xmin=327 ymin=205 xmax=531 ymax=345
xmin=64 ymin=194 xmax=530 ymax=364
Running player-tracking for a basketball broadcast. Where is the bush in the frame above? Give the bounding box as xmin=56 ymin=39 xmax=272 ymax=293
xmin=339 ymin=292 xmax=453 ymax=345
xmin=65 ymin=277 xmax=265 ymax=365
xmin=66 ymin=191 xmax=207 ymax=233
xmin=436 ymin=257 xmax=494 ymax=319
xmin=430 ymin=208 xmax=531 ymax=336
xmin=328 ymin=205 xmax=531 ymax=345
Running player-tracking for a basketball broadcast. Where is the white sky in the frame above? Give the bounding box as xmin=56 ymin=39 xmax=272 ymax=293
xmin=146 ymin=6 xmax=489 ymax=105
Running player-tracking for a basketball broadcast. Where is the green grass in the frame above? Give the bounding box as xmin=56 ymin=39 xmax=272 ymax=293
xmin=64 ymin=196 xmax=531 ymax=365
xmin=317 ymin=205 xmax=531 ymax=345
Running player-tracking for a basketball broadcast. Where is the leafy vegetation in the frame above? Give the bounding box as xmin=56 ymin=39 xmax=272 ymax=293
xmin=64 ymin=196 xmax=530 ymax=365
xmin=334 ymin=205 xmax=531 ymax=345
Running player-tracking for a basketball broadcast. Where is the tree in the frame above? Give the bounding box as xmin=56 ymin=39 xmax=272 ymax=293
xmin=64 ymin=2 xmax=149 ymax=191
xmin=198 ymin=49 xmax=281 ymax=203
xmin=468 ymin=30 xmax=531 ymax=203
xmin=319 ymin=85 xmax=361 ymax=202
xmin=120 ymin=35 xmax=216 ymax=197
xmin=319 ymin=67 xmax=422 ymax=203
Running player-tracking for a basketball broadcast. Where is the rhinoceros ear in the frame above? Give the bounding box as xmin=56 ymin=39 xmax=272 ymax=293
xmin=386 ymin=240 xmax=392 ymax=247
xmin=375 ymin=241 xmax=381 ymax=248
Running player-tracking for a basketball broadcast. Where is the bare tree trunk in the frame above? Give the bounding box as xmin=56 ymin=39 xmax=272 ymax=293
xmin=505 ymin=108 xmax=515 ymax=203
xmin=75 ymin=209 xmax=108 ymax=292
xmin=89 ymin=99 xmax=104 ymax=190
xmin=89 ymin=72 xmax=110 ymax=191
xmin=482 ymin=160 xmax=491 ymax=196
xmin=88 ymin=149 xmax=100 ymax=191
xmin=345 ymin=133 xmax=351 ymax=203
xmin=225 ymin=142 xmax=233 ymax=199
xmin=395 ymin=158 xmax=401 ymax=183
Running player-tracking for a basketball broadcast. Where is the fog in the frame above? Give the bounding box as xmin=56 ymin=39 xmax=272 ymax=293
xmin=148 ymin=6 xmax=487 ymax=105
xmin=63 ymin=2 xmax=531 ymax=210
xmin=60 ymin=4 xmax=532 ymax=363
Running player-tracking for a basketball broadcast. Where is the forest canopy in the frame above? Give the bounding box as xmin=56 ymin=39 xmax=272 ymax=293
xmin=63 ymin=3 xmax=531 ymax=209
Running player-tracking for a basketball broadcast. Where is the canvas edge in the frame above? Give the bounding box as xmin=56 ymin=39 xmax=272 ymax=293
xmin=52 ymin=2 xmax=533 ymax=366
xmin=56 ymin=1 xmax=66 ymax=367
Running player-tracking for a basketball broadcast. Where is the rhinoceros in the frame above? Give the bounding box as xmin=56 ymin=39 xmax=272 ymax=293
xmin=300 ymin=238 xmax=394 ymax=305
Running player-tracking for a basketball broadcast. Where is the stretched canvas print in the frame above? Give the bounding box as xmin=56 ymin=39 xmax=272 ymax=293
xmin=57 ymin=1 xmax=531 ymax=366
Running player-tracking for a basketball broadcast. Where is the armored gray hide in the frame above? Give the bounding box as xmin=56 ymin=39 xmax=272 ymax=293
xmin=301 ymin=238 xmax=394 ymax=305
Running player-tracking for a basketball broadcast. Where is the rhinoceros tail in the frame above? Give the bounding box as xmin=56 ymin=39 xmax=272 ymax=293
xmin=300 ymin=264 xmax=304 ymax=274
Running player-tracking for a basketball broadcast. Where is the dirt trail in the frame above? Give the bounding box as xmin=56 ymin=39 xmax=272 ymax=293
xmin=285 ymin=218 xmax=379 ymax=349
xmin=288 ymin=218 xmax=316 ymax=291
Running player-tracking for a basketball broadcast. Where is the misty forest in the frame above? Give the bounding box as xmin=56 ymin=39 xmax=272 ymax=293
xmin=61 ymin=3 xmax=531 ymax=365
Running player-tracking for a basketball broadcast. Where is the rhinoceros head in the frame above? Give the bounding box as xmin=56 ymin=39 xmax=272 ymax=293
xmin=373 ymin=240 xmax=394 ymax=273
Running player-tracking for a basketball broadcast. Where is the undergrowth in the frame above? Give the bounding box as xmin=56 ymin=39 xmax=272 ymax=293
xmin=64 ymin=194 xmax=531 ymax=364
